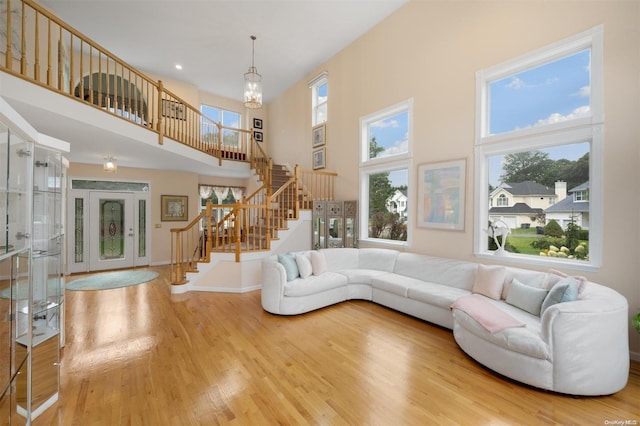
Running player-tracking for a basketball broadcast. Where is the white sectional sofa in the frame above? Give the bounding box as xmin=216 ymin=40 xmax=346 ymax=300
xmin=261 ymin=248 xmax=630 ymax=396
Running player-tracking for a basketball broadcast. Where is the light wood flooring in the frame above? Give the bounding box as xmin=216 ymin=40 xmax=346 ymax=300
xmin=34 ymin=266 xmax=640 ymax=425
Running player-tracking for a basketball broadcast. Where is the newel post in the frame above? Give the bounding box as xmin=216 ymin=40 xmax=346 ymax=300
xmin=157 ymin=80 xmax=164 ymax=145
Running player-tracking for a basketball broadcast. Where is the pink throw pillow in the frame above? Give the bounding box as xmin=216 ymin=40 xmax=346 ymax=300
xmin=473 ymin=264 xmax=506 ymax=300
xmin=311 ymin=251 xmax=328 ymax=276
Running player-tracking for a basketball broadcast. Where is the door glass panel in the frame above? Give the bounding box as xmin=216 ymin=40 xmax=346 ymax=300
xmin=99 ymin=199 xmax=125 ymax=260
xmin=74 ymin=198 xmax=84 ymax=263
xmin=138 ymin=199 xmax=146 ymax=257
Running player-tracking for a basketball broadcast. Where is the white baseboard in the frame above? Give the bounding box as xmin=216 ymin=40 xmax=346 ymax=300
xmin=170 ymin=282 xmax=260 ymax=295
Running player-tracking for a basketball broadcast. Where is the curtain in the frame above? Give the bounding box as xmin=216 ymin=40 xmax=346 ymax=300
xmin=213 ymin=186 xmax=229 ymax=203
xmin=199 ymin=185 xmax=213 ymax=199
xmin=230 ymin=187 xmax=244 ymax=202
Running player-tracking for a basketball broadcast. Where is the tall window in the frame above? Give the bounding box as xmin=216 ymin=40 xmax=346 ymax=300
xmin=200 ymin=105 xmax=241 ymax=146
xmin=360 ymin=100 xmax=412 ymax=244
xmin=310 ymin=72 xmax=328 ymax=126
xmin=475 ymin=26 xmax=603 ymax=269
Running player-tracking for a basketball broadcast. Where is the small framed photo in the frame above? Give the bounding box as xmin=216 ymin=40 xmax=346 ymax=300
xmin=417 ymin=159 xmax=466 ymax=231
xmin=312 ymin=147 xmax=326 ymax=170
xmin=253 ymin=118 xmax=263 ymax=129
xmin=312 ymin=123 xmax=326 ymax=148
xmin=161 ymin=195 xmax=188 ymax=221
xmin=253 ymin=131 xmax=263 ymax=142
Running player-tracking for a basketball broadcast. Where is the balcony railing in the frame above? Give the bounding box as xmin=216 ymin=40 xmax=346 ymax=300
xmin=0 ymin=0 xmax=340 ymax=284
xmin=0 ymin=0 xmax=251 ymax=163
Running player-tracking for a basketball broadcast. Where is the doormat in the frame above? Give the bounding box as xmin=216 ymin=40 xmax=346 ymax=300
xmin=66 ymin=270 xmax=159 ymax=291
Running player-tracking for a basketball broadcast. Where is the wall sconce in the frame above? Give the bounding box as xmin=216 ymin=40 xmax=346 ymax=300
xmin=103 ymin=156 xmax=117 ymax=172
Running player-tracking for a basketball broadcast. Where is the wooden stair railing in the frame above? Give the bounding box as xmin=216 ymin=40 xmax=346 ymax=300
xmin=170 ymin=202 xmax=213 ymax=285
xmin=2 ymin=0 xmax=251 ymax=165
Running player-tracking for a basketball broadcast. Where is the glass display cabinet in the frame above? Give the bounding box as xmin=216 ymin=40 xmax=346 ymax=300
xmin=0 ymin=101 xmax=67 ymax=424
xmin=0 ymin=117 xmax=33 ymax=426
xmin=312 ymin=200 xmax=358 ymax=249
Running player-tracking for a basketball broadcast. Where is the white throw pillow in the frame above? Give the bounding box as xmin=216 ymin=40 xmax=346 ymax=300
xmin=295 ymin=254 xmax=313 ymax=279
xmin=310 ymin=250 xmax=328 ymax=275
xmin=472 ymin=264 xmax=506 ymax=300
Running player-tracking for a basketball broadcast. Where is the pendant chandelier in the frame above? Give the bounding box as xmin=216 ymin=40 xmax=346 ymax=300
xmin=243 ymin=35 xmax=262 ymax=109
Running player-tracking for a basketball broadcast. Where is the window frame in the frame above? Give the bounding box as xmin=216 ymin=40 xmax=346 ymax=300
xmin=474 ymin=26 xmax=603 ymax=271
xmin=309 ymin=72 xmax=328 ymax=126
xmin=200 ymin=104 xmax=242 ymax=145
xmin=359 ymin=99 xmax=413 ymax=247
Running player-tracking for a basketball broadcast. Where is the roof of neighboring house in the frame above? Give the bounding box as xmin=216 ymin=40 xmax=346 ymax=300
xmin=545 ymin=196 xmax=589 ymax=213
xmin=492 ymin=181 xmax=556 ymax=197
xmin=569 ymin=181 xmax=589 ymax=192
xmin=489 ymin=203 xmax=544 ymax=215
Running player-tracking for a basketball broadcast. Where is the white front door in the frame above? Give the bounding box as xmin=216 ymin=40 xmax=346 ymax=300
xmin=88 ymin=191 xmax=135 ymax=271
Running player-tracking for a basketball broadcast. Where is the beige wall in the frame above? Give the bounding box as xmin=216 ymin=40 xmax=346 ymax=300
xmin=266 ymin=2 xmax=640 ymax=353
xmin=68 ymin=163 xmax=250 ymax=265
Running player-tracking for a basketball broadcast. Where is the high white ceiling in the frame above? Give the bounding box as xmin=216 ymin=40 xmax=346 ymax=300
xmin=39 ymin=0 xmax=408 ymax=104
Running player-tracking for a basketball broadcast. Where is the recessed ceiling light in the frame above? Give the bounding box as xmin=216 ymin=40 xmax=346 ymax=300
xmin=175 ymin=64 xmax=183 ymax=70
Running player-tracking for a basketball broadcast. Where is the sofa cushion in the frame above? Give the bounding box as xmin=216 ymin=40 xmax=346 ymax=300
xmin=453 ymin=298 xmax=550 ymax=360
xmin=542 ymin=269 xmax=588 ymax=296
xmin=371 ymin=273 xmax=423 ymax=298
xmin=321 ymin=248 xmax=359 ymax=272
xmin=540 ymin=276 xmax=580 ymax=314
xmin=338 ymin=269 xmax=390 ymax=285
xmin=473 ymin=264 xmax=505 ymax=300
xmin=283 ymin=272 xmax=349 ymax=297
xmin=310 ymin=251 xmax=328 ymax=275
xmin=407 ymin=282 xmax=470 ymax=309
xmin=278 ymin=253 xmax=299 ymax=281
xmin=506 ymin=278 xmax=549 ymax=316
xmin=394 ymin=253 xmax=477 ymax=290
xmin=357 ymin=248 xmax=399 ymax=272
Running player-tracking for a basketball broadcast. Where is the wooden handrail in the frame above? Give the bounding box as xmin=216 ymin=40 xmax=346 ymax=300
xmin=0 ymin=1 xmax=341 ymax=283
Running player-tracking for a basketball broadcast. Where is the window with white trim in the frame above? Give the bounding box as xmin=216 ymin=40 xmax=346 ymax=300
xmin=360 ymin=100 xmax=412 ymax=244
xmin=475 ymin=26 xmax=603 ymax=270
xmin=200 ymin=104 xmax=241 ymax=146
xmin=310 ymin=72 xmax=328 ymax=126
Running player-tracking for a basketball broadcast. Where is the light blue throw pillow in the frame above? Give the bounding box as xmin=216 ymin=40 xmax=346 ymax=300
xmin=278 ymin=253 xmax=299 ymax=282
xmin=506 ymin=278 xmax=549 ymax=316
xmin=541 ymin=276 xmax=580 ymax=314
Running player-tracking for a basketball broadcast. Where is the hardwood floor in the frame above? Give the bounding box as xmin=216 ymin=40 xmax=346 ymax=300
xmin=34 ymin=266 xmax=639 ymax=425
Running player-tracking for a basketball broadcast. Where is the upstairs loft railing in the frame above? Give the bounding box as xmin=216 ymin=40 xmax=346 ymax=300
xmin=0 ymin=0 xmax=251 ymax=163
xmin=0 ymin=0 xmax=341 ymax=283
xmin=170 ymin=167 xmax=337 ymax=284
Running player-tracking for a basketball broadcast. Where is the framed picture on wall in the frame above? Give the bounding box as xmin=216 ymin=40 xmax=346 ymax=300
xmin=253 ymin=131 xmax=263 ymax=142
xmin=161 ymin=195 xmax=188 ymax=221
xmin=312 ymin=147 xmax=326 ymax=170
xmin=253 ymin=118 xmax=263 ymax=129
xmin=417 ymin=159 xmax=466 ymax=231
xmin=312 ymin=123 xmax=326 ymax=147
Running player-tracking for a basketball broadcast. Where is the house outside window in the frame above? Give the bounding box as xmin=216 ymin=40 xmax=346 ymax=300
xmin=200 ymin=104 xmax=241 ymax=146
xmin=310 ymin=72 xmax=328 ymax=126
xmin=475 ymin=26 xmax=603 ymax=270
xmin=360 ymin=100 xmax=412 ymax=244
